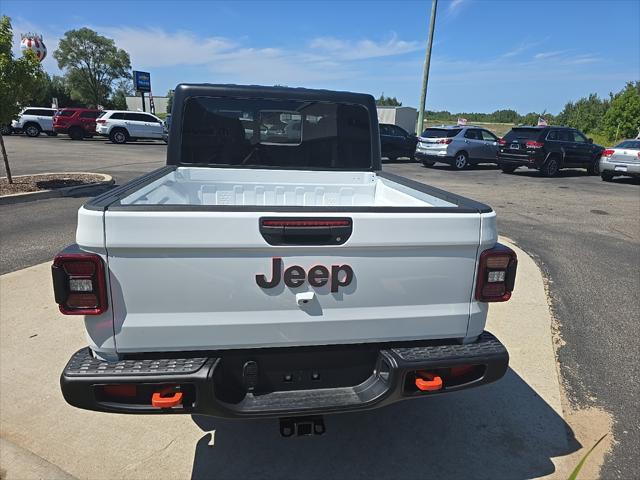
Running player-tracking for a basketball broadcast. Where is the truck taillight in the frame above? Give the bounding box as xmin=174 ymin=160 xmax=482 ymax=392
xmin=475 ymin=244 xmax=517 ymax=302
xmin=498 ymin=138 xmax=506 ymax=146
xmin=52 ymin=253 xmax=107 ymax=315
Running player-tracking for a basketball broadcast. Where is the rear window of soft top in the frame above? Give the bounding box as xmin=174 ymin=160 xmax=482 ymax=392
xmin=180 ymin=96 xmax=372 ymax=169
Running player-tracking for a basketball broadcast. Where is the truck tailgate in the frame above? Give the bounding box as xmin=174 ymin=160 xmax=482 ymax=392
xmin=103 ymin=211 xmax=482 ymax=353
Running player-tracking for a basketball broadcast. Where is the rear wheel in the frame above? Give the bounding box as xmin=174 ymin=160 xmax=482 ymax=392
xmin=24 ymin=123 xmax=41 ymax=137
xmin=587 ymin=156 xmax=600 ymax=175
xmin=540 ymin=156 xmax=560 ymax=177
xmin=501 ymin=166 xmax=517 ymax=174
xmin=110 ymin=128 xmax=128 ymax=144
xmin=69 ymin=127 xmax=84 ymax=140
xmin=601 ymin=172 xmax=614 ymax=182
xmin=453 ymin=152 xmax=468 ymax=170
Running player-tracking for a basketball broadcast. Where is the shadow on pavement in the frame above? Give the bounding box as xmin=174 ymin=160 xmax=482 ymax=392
xmin=101 ymin=140 xmax=167 ymax=146
xmin=606 ymin=176 xmax=640 ymax=185
xmin=381 ymin=157 xmax=417 ymax=164
xmin=508 ymin=169 xmax=591 ymax=179
xmin=66 ymin=184 xmax=116 ymax=198
xmin=189 ymin=368 xmax=578 ymax=480
xmin=423 ymin=164 xmax=500 ymax=171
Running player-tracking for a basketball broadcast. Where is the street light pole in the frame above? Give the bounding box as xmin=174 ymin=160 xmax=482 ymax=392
xmin=416 ymin=0 xmax=438 ymax=135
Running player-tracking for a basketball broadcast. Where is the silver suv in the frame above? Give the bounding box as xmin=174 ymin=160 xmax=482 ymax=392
xmin=414 ymin=125 xmax=500 ymax=170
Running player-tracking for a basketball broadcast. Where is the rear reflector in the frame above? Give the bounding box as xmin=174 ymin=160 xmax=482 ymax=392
xmin=52 ymin=252 xmax=107 ymax=315
xmin=101 ymin=384 xmax=138 ymax=398
xmin=475 ymin=244 xmax=517 ymax=302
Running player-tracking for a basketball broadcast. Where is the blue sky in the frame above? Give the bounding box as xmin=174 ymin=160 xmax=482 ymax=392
xmin=3 ymin=0 xmax=639 ymax=114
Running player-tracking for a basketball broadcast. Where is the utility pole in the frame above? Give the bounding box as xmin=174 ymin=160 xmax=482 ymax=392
xmin=416 ymin=0 xmax=438 ymax=135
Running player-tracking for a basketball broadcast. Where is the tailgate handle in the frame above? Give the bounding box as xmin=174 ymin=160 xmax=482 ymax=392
xmin=260 ymin=218 xmax=352 ymax=246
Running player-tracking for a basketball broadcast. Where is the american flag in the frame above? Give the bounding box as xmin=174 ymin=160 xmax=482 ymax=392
xmin=457 ymin=118 xmax=467 ymax=126
xmin=537 ymin=117 xmax=548 ymax=126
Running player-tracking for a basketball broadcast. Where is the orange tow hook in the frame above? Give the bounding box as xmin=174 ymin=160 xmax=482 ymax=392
xmin=415 ymin=371 xmax=443 ymax=392
xmin=151 ymin=387 xmax=183 ymax=408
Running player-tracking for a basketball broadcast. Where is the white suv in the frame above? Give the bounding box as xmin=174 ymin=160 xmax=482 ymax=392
xmin=96 ymin=110 xmax=165 ymax=144
xmin=11 ymin=107 xmax=57 ymax=137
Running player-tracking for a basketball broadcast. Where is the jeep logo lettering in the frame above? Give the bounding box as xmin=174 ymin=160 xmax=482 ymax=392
xmin=256 ymin=257 xmax=354 ymax=293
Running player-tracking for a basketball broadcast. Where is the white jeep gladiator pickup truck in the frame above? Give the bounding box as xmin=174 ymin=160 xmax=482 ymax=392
xmin=53 ymin=84 xmax=516 ymax=435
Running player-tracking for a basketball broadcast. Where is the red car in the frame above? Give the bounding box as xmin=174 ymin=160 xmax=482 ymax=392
xmin=53 ymin=108 xmax=101 ymax=140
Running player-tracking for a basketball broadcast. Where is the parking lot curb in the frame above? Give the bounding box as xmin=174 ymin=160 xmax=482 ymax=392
xmin=0 ymin=173 xmax=113 ymax=205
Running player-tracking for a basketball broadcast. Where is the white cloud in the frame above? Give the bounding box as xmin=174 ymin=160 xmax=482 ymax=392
xmin=567 ymin=54 xmax=601 ymax=65
xmin=7 ymin=21 xmax=419 ymax=88
xmin=309 ymin=34 xmax=420 ymax=60
xmin=98 ymin=27 xmax=418 ymax=86
xmin=447 ymin=0 xmax=468 ymax=16
xmin=534 ymin=50 xmax=567 ymax=60
xmin=99 ymin=27 xmax=238 ymax=67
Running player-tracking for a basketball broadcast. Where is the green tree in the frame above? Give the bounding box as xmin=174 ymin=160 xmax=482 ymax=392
xmin=376 ymin=93 xmax=402 ymax=106
xmin=28 ymin=73 xmax=83 ymax=108
xmin=105 ymin=78 xmax=134 ymax=110
xmin=0 ymin=16 xmax=45 ymax=183
xmin=556 ymin=93 xmax=608 ymax=134
xmin=166 ymin=89 xmax=174 ymax=113
xmin=53 ymin=28 xmax=131 ymax=108
xmin=490 ymin=109 xmax=520 ymax=124
xmin=601 ymin=82 xmax=640 ymax=141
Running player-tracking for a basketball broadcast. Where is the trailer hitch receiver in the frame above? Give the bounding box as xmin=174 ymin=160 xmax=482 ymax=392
xmin=279 ymin=416 xmax=326 ymax=437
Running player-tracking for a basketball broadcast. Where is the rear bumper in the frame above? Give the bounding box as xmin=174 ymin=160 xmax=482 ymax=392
xmin=415 ymin=151 xmax=452 ymax=163
xmin=497 ymin=152 xmax=543 ymax=168
xmin=60 ymin=331 xmax=508 ymax=419
xmin=600 ymin=158 xmax=640 ymax=176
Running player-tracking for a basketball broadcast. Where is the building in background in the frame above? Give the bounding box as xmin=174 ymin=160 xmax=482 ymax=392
xmin=376 ymin=106 xmax=417 ymax=134
xmin=125 ymin=96 xmax=169 ymax=114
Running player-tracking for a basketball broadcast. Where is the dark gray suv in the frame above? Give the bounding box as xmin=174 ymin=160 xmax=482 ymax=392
xmin=414 ymin=125 xmax=500 ymax=169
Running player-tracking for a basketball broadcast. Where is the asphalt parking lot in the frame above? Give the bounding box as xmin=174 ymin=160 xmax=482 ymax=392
xmin=1 ymin=135 xmax=638 ymax=479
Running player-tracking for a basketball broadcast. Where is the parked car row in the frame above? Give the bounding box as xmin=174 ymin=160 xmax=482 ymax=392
xmin=3 ymin=106 xmax=168 ymax=144
xmin=380 ymin=122 xmax=637 ymax=181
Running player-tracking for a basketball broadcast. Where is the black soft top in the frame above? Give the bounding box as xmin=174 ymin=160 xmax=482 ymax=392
xmin=166 ymin=83 xmax=381 ymax=170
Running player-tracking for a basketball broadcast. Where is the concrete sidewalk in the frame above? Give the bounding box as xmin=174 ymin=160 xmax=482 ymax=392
xmin=0 ymin=239 xmax=584 ymax=480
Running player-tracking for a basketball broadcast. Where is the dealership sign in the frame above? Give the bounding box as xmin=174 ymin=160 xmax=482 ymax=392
xmin=133 ymin=71 xmax=151 ymax=92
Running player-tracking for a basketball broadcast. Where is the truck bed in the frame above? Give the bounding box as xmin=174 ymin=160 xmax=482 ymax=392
xmin=117 ymin=167 xmax=457 ymax=208
xmin=77 ymin=167 xmax=495 ymax=357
